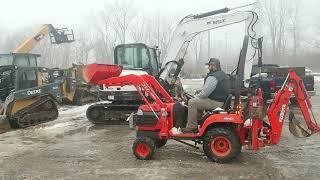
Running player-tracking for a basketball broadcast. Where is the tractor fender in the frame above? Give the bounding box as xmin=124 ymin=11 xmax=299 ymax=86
xmin=197 ymin=113 xmax=243 ymax=136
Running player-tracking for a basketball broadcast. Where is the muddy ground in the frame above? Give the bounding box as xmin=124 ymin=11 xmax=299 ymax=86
xmin=0 ymin=80 xmax=319 ymax=180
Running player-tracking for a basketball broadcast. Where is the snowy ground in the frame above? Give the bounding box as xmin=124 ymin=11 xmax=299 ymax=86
xmin=0 ymin=80 xmax=319 ymax=179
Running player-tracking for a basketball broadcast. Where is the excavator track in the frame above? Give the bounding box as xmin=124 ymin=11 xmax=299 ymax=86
xmin=8 ymin=96 xmax=59 ymax=128
xmin=86 ymin=103 xmax=140 ymax=125
xmin=73 ymin=89 xmax=99 ymax=105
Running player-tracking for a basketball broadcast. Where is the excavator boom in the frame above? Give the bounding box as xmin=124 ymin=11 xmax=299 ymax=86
xmin=159 ymin=5 xmax=261 ymax=88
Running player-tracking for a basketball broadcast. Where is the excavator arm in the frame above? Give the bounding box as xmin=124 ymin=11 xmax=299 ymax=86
xmin=159 ymin=5 xmax=261 ymax=88
xmin=13 ymin=24 xmax=74 ymax=53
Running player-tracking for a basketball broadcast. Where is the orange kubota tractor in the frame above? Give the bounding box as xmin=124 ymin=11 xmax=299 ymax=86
xmin=83 ymin=6 xmax=319 ymax=163
xmin=87 ymin=65 xmax=320 ymax=163
xmin=84 ymin=30 xmax=320 ymax=163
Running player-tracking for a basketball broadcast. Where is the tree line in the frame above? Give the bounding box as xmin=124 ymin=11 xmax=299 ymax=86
xmin=0 ymin=0 xmax=319 ymax=74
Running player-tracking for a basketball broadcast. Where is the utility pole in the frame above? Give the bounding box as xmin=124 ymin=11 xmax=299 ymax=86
xmin=225 ymin=32 xmax=228 ymax=57
xmin=208 ymin=31 xmax=211 ymax=59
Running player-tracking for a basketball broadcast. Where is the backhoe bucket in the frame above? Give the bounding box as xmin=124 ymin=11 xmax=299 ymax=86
xmin=288 ymin=108 xmax=312 ymax=138
xmin=81 ymin=64 xmax=123 ymax=85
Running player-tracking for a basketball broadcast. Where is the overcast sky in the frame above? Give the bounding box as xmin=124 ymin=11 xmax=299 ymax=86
xmin=0 ymin=0 xmax=259 ymax=29
xmin=1 ymin=0 xmax=318 ymax=30
xmin=1 ymin=0 xmax=319 ymax=61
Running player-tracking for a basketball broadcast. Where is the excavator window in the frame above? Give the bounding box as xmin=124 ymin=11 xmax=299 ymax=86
xmin=116 ymin=46 xmax=149 ymax=69
xmin=149 ymin=48 xmax=159 ymax=73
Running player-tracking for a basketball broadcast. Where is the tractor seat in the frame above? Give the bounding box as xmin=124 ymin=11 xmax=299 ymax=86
xmin=221 ymin=94 xmax=232 ymax=110
xmin=198 ymin=94 xmax=233 ymax=126
xmin=212 ymin=94 xmax=232 ymax=113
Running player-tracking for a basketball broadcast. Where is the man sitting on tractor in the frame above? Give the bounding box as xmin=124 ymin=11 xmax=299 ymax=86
xmin=182 ymin=58 xmax=230 ymax=133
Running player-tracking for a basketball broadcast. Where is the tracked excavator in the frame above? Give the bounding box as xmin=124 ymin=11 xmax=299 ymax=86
xmin=87 ymin=43 xmax=160 ymax=124
xmin=86 ymin=4 xmax=261 ymax=125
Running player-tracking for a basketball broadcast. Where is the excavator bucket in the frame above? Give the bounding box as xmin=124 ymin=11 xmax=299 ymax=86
xmin=288 ymin=108 xmax=312 ymax=138
xmin=81 ymin=64 xmax=123 ymax=85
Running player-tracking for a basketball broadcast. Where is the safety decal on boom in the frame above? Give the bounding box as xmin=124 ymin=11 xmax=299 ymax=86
xmin=206 ymin=19 xmax=226 ymax=25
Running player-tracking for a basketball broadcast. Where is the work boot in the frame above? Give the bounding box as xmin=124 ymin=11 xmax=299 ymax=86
xmin=181 ymin=127 xmax=198 ymax=134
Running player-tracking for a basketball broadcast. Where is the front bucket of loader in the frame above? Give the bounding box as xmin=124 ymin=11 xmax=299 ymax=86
xmin=82 ymin=64 xmax=123 ymax=85
xmin=0 ymin=115 xmax=11 ymax=134
xmin=288 ymin=107 xmax=312 ymax=138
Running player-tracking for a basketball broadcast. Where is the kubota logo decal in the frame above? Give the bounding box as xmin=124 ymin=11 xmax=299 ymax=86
xmin=27 ymin=89 xmax=41 ymax=96
xmin=279 ymin=104 xmax=286 ymax=122
xmin=224 ymin=117 xmax=234 ymax=121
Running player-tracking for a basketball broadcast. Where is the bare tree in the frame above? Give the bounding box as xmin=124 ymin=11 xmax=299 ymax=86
xmin=130 ymin=14 xmax=148 ymax=43
xmin=258 ymin=0 xmax=292 ymax=61
xmin=104 ymin=0 xmax=137 ymax=44
xmin=289 ymin=0 xmax=303 ymax=58
xmin=74 ymin=31 xmax=95 ymax=64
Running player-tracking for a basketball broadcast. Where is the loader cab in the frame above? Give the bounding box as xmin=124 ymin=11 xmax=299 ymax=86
xmin=0 ymin=53 xmax=40 ymax=67
xmin=0 ymin=53 xmax=41 ymax=101
xmin=0 ymin=65 xmax=53 ymax=101
xmin=114 ymin=43 xmax=160 ymax=76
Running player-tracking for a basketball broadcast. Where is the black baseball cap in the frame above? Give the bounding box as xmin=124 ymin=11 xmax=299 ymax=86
xmin=205 ymin=58 xmax=220 ymax=66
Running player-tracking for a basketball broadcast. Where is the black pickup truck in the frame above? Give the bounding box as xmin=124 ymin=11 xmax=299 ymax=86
xmin=249 ymin=64 xmax=315 ymax=98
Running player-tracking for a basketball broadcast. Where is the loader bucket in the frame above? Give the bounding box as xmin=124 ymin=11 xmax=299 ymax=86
xmin=82 ymin=64 xmax=123 ymax=85
xmin=288 ymin=109 xmax=311 ymax=138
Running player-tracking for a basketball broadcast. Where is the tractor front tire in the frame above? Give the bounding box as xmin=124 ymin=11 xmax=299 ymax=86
xmin=132 ymin=137 xmax=156 ymax=160
xmin=203 ymin=127 xmax=241 ymax=163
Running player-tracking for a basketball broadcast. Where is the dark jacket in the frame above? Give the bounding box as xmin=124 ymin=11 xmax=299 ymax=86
xmin=204 ymin=70 xmax=230 ymax=102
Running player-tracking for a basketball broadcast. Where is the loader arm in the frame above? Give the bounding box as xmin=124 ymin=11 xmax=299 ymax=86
xmin=14 ymin=24 xmax=74 ymax=53
xmin=267 ymin=70 xmax=320 ymax=144
xmin=98 ymin=74 xmax=174 ymax=107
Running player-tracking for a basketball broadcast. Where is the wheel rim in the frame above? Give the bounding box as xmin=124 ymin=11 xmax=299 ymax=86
xmin=136 ymin=143 xmax=151 ymax=158
xmin=211 ymin=136 xmax=232 ymax=157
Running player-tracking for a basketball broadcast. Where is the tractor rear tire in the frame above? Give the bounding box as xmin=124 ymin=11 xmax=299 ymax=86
xmin=154 ymin=139 xmax=167 ymax=148
xmin=203 ymin=127 xmax=241 ymax=163
xmin=132 ymin=137 xmax=156 ymax=160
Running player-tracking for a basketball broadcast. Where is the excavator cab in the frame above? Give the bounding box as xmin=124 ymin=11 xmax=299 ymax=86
xmin=114 ymin=43 xmax=160 ymax=77
xmin=49 ymin=28 xmax=75 ymax=44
